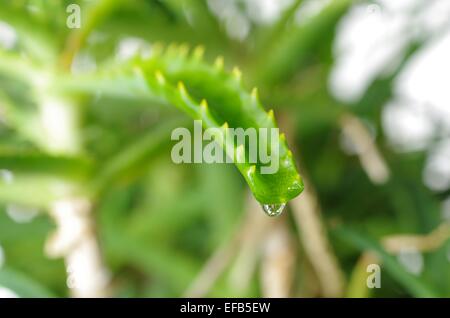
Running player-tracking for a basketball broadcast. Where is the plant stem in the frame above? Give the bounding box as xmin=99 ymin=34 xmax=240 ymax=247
xmin=45 ymin=198 xmax=110 ymax=297
xmin=37 ymin=90 xmax=110 ymax=297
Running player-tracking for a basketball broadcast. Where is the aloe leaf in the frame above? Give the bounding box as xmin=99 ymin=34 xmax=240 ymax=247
xmin=60 ymin=45 xmax=304 ymax=205
xmin=0 ymin=3 xmax=60 ymax=63
xmin=134 ymin=46 xmax=304 ymax=205
xmin=0 ymin=267 xmax=56 ymax=297
xmin=0 ymin=151 xmax=91 ymax=207
xmin=0 ymin=151 xmax=92 ymax=179
xmin=60 ymin=0 xmax=125 ymax=69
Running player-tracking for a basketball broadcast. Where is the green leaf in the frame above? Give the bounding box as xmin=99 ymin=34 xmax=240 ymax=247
xmin=256 ymin=0 xmax=354 ymax=85
xmin=0 ymin=267 xmax=56 ymax=297
xmin=0 ymin=150 xmax=90 ymax=206
xmin=59 ymin=46 xmax=304 ymax=205
xmin=90 ymin=117 xmax=187 ymax=194
xmin=0 ymin=150 xmax=92 ymax=179
xmin=137 ymin=45 xmax=304 ymax=204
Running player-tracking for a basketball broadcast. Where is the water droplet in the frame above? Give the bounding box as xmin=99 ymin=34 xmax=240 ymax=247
xmin=262 ymin=203 xmax=286 ymax=217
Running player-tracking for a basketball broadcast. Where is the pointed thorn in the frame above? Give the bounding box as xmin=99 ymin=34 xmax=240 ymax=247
xmin=267 ymin=109 xmax=274 ymax=120
xmin=178 ymin=81 xmax=187 ymax=95
xmin=155 ymin=70 xmax=165 ymax=84
xmin=221 ymin=122 xmax=229 ymax=130
xmin=214 ymin=56 xmax=224 ymax=69
xmin=249 ymin=165 xmax=256 ymax=174
xmin=251 ymin=87 xmax=258 ymax=100
xmin=200 ymin=99 xmax=208 ymax=112
xmin=280 ymin=133 xmax=286 ymax=142
xmin=232 ymin=67 xmax=242 ymax=80
xmin=193 ymin=45 xmax=205 ymax=59
xmin=287 ymin=150 xmax=293 ymax=157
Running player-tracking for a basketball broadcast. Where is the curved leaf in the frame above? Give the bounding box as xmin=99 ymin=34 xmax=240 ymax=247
xmin=136 ymin=46 xmax=304 ymax=204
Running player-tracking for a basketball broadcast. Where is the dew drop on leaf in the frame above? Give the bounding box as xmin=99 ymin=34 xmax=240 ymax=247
xmin=262 ymin=203 xmax=286 ymax=217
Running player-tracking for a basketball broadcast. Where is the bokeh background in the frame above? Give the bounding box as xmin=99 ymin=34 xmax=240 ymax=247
xmin=0 ymin=0 xmax=450 ymax=298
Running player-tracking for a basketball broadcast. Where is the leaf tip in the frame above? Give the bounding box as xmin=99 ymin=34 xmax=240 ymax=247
xmin=232 ymin=66 xmax=242 ymax=80
xmin=200 ymin=99 xmax=208 ymax=112
xmin=177 ymin=81 xmax=187 ymax=94
xmin=251 ymin=87 xmax=259 ymax=100
xmin=193 ymin=45 xmax=205 ymax=59
xmin=155 ymin=70 xmax=165 ymax=84
xmin=214 ymin=56 xmax=224 ymax=69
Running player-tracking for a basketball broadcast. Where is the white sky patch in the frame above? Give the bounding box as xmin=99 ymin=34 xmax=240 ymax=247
xmin=208 ymin=0 xmax=294 ymax=40
xmin=423 ymin=139 xmax=450 ymax=192
xmin=330 ymin=0 xmax=450 ymax=104
xmin=382 ymin=100 xmax=435 ymax=152
xmin=0 ymin=21 xmax=17 ymax=49
xmin=330 ymin=0 xmax=450 ymax=192
xmin=245 ymin=0 xmax=293 ymax=25
xmin=115 ymin=37 xmax=151 ymax=61
xmin=207 ymin=0 xmax=250 ymax=41
xmin=295 ymin=0 xmax=331 ymax=25
xmin=225 ymin=13 xmax=250 ymax=41
xmin=419 ymin=0 xmax=450 ymax=34
xmin=329 ymin=3 xmax=411 ymax=103
xmin=207 ymin=0 xmax=308 ymax=39
xmin=388 ymin=22 xmax=450 ymax=191
xmin=395 ymin=31 xmax=450 ymax=132
xmin=376 ymin=0 xmax=419 ymax=12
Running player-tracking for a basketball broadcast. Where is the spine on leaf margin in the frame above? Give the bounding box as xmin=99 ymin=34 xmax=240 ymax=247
xmin=133 ymin=44 xmax=304 ymax=205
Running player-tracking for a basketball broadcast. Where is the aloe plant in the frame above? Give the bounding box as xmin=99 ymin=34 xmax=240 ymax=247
xmin=1 ymin=3 xmax=304 ymax=209
xmin=66 ymin=46 xmax=304 ymax=206
xmin=1 ymin=0 xmax=449 ymax=299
